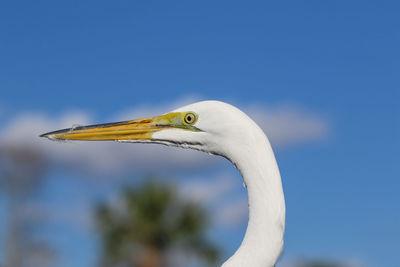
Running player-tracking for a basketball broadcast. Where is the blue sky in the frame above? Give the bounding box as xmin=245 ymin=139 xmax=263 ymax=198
xmin=0 ymin=1 xmax=399 ymax=267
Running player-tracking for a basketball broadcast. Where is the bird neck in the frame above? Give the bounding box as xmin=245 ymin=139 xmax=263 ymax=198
xmin=222 ymin=133 xmax=285 ymax=267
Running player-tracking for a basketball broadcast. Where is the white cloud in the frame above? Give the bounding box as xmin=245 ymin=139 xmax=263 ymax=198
xmin=245 ymin=104 xmax=329 ymax=148
xmin=0 ymin=99 xmax=329 ymax=175
xmin=179 ymin=172 xmax=236 ymax=205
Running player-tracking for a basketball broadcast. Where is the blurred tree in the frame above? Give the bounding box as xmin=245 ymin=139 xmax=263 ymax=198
xmin=96 ymin=181 xmax=220 ymax=267
xmin=0 ymin=145 xmax=56 ymax=267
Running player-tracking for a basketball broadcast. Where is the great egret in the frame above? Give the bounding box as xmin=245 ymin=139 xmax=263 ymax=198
xmin=41 ymin=100 xmax=285 ymax=267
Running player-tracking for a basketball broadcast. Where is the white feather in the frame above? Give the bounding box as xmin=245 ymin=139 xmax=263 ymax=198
xmin=153 ymin=101 xmax=285 ymax=267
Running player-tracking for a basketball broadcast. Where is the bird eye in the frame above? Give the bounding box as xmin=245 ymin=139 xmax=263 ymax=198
xmin=183 ymin=112 xmax=197 ymax=125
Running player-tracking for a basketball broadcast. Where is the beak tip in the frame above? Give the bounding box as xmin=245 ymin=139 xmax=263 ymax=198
xmin=39 ymin=132 xmax=58 ymax=140
xmin=39 ymin=131 xmax=52 ymax=138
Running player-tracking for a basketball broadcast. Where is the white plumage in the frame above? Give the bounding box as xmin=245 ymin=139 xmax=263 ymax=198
xmin=42 ymin=100 xmax=286 ymax=267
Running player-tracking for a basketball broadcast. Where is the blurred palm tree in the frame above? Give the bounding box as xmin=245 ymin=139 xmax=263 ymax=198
xmin=96 ymin=181 xmax=220 ymax=267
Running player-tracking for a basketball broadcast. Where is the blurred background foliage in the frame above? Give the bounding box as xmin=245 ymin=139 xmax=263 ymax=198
xmin=96 ymin=181 xmax=219 ymax=267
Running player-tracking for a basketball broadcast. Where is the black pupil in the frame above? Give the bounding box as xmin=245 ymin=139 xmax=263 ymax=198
xmin=187 ymin=115 xmax=192 ymax=122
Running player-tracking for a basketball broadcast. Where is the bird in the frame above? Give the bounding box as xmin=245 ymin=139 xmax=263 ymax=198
xmin=40 ymin=100 xmax=285 ymax=267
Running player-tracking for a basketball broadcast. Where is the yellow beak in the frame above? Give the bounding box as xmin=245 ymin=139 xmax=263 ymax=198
xmin=40 ymin=112 xmax=199 ymax=141
xmin=40 ymin=116 xmax=165 ymax=141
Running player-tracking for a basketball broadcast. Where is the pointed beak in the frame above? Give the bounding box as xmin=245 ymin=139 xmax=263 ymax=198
xmin=40 ymin=116 xmax=165 ymax=141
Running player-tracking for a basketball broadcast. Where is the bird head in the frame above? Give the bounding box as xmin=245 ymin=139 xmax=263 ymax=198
xmin=40 ymin=101 xmax=257 ymax=157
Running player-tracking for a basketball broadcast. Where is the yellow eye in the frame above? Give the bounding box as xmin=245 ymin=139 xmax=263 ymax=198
xmin=183 ymin=112 xmax=197 ymax=125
